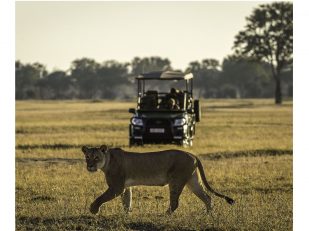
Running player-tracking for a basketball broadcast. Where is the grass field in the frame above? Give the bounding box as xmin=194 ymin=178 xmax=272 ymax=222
xmin=15 ymin=99 xmax=293 ymax=230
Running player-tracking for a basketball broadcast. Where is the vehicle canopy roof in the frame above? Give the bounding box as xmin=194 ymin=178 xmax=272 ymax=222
xmin=136 ymin=71 xmax=193 ymax=80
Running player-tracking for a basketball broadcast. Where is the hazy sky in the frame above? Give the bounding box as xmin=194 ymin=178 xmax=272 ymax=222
xmin=16 ymin=1 xmax=271 ymax=72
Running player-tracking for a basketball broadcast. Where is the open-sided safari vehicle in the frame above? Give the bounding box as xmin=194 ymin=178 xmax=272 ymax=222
xmin=128 ymin=71 xmax=201 ymax=146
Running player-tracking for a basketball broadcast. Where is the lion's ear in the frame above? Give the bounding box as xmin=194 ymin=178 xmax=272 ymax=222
xmin=81 ymin=146 xmax=89 ymax=153
xmin=99 ymin=145 xmax=108 ymax=153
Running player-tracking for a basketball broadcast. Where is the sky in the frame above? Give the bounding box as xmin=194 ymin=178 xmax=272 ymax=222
xmin=16 ymin=1 xmax=271 ymax=72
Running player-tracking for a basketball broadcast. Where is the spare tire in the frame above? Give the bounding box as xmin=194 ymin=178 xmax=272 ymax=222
xmin=194 ymin=100 xmax=201 ymax=122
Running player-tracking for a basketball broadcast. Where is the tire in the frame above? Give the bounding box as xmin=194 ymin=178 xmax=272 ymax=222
xmin=136 ymin=140 xmax=143 ymax=146
xmin=194 ymin=100 xmax=201 ymax=122
xmin=129 ymin=139 xmax=143 ymax=146
xmin=129 ymin=138 xmax=134 ymax=147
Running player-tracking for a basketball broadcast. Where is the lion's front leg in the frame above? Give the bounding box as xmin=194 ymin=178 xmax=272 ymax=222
xmin=90 ymin=187 xmax=124 ymax=214
xmin=121 ymin=187 xmax=132 ymax=213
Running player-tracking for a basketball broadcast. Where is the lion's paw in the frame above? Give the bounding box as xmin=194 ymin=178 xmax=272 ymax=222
xmin=90 ymin=203 xmax=100 ymax=214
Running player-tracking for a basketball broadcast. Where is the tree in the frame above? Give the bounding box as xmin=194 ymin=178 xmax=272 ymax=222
xmin=70 ymin=58 xmax=131 ymax=99
xmin=131 ymin=57 xmax=171 ymax=75
xmin=70 ymin=58 xmax=100 ymax=98
xmin=186 ymin=59 xmax=221 ymax=98
xmin=37 ymin=71 xmax=74 ymax=99
xmin=233 ymin=2 xmax=293 ymax=104
xmin=221 ymin=55 xmax=273 ymax=98
xmin=15 ymin=61 xmax=47 ymax=99
xmin=97 ymin=60 xmax=130 ymax=99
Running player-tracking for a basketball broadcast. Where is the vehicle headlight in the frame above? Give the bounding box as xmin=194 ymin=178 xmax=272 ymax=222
xmin=174 ymin=118 xmax=186 ymax=126
xmin=131 ymin=117 xmax=143 ymax=126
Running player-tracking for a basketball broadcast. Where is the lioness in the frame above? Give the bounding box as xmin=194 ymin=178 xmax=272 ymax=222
xmin=82 ymin=145 xmax=234 ymax=214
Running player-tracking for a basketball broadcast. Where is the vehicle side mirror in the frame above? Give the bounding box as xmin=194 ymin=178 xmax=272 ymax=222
xmin=129 ymin=108 xmax=136 ymax=114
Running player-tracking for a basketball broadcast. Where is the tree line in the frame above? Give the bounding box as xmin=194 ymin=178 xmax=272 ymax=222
xmin=16 ymin=2 xmax=292 ymax=103
xmin=15 ymin=56 xmax=292 ymax=100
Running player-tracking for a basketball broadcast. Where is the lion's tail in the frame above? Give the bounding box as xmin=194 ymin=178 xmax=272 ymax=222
xmin=196 ymin=157 xmax=235 ymax=205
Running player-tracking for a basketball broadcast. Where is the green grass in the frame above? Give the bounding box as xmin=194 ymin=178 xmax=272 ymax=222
xmin=15 ymin=99 xmax=292 ymax=230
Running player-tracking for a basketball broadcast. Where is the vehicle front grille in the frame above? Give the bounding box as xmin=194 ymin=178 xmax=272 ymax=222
xmin=144 ymin=118 xmax=173 ymax=140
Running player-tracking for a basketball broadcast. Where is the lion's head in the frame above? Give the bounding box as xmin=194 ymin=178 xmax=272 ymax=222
xmin=81 ymin=145 xmax=109 ymax=172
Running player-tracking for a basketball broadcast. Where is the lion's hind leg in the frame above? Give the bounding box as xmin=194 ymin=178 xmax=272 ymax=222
xmin=121 ymin=187 xmax=132 ymax=213
xmin=167 ymin=181 xmax=186 ymax=214
xmin=186 ymin=170 xmax=212 ymax=212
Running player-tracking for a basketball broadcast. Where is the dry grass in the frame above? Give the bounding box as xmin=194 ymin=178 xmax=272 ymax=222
xmin=15 ymin=99 xmax=292 ymax=230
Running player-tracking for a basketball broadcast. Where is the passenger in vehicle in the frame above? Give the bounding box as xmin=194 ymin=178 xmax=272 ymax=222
xmin=164 ymin=88 xmax=180 ymax=110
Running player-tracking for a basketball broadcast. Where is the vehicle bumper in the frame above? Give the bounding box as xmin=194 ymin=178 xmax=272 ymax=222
xmin=129 ymin=124 xmax=188 ymax=143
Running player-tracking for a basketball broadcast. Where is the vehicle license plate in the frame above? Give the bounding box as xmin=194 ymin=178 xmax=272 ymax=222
xmin=150 ymin=128 xmax=165 ymax=133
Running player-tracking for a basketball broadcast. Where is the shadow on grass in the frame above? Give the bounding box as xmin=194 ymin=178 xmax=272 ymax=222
xmin=17 ymin=215 xmax=119 ymax=230
xmin=30 ymin=195 xmax=56 ymax=202
xmin=16 ymin=157 xmax=83 ymax=165
xmin=16 ymin=216 xmax=224 ymax=231
xmin=203 ymin=101 xmax=292 ymax=110
xmin=16 ymin=143 xmax=127 ymax=150
xmin=199 ymin=149 xmax=292 ymax=160
xmin=125 ymin=221 xmax=165 ymax=231
xmin=16 ymin=143 xmax=79 ymax=150
xmin=228 ymin=185 xmax=293 ymax=195
xmin=204 ymin=101 xmax=254 ymax=110
xmin=125 ymin=222 xmax=224 ymax=231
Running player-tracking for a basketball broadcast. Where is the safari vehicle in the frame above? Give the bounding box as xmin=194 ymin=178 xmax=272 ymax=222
xmin=128 ymin=71 xmax=201 ymax=146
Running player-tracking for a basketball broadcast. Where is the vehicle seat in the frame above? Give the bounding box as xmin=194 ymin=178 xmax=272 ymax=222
xmin=140 ymin=90 xmax=158 ymax=109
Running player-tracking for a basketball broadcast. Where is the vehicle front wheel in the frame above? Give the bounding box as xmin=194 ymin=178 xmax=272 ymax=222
xmin=129 ymin=139 xmax=143 ymax=146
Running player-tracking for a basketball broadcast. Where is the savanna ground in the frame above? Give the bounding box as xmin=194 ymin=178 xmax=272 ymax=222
xmin=15 ymin=99 xmax=292 ymax=230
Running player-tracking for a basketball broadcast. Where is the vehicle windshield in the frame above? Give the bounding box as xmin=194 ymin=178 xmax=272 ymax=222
xmin=143 ymin=80 xmax=186 ymax=93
